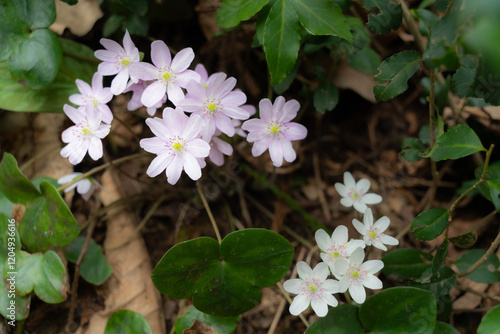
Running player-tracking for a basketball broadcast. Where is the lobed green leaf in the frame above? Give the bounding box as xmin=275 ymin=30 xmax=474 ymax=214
xmin=362 ymin=0 xmax=402 ymax=35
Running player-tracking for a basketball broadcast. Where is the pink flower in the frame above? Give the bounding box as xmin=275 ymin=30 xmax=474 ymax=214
xmin=69 ymin=73 xmax=113 ymax=124
xmin=176 ymin=72 xmax=250 ymax=141
xmin=129 ymin=41 xmax=200 ymax=106
xmin=123 ymin=79 xmax=166 ymax=116
xmin=208 ymin=131 xmax=233 ymax=166
xmin=140 ymin=107 xmax=210 ymax=185
xmin=94 ymin=30 xmax=140 ymax=95
xmin=57 ymin=172 xmax=100 ymax=201
xmin=60 ymin=105 xmax=111 ymax=165
xmin=242 ymin=96 xmax=307 ymax=167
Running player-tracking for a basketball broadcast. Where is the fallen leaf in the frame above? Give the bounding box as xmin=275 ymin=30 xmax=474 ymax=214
xmin=50 ymin=0 xmax=103 ymax=37
xmin=331 ymin=60 xmax=377 ymax=103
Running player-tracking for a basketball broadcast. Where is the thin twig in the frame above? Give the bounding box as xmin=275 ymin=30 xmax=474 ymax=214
xmin=457 ymin=227 xmax=500 ymax=278
xmin=196 ymin=180 xmax=222 ymax=244
xmin=66 ymin=198 xmax=101 ymax=332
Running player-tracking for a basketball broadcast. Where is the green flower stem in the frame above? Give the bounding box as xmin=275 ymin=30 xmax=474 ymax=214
xmin=196 ymin=180 xmax=222 ymax=244
xmin=56 ymin=152 xmax=150 ymax=192
xmin=457 ymin=228 xmax=500 ymax=278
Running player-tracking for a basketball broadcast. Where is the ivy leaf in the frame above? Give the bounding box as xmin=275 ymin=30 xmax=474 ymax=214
xmin=174 ymin=306 xmax=238 ymax=334
xmin=216 ymin=0 xmax=270 ymax=28
xmin=0 ymin=153 xmax=41 ymax=204
xmin=430 ymin=125 xmax=486 ymax=161
xmin=289 ymin=0 xmax=352 ymax=42
xmin=263 ymin=0 xmax=301 ymax=85
xmin=362 ymin=0 xmax=402 ymax=34
xmin=374 ymin=50 xmax=422 ymax=101
xmin=151 ymin=229 xmax=293 ymax=317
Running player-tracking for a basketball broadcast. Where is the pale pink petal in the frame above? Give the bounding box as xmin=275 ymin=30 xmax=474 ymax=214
xmin=166 ymin=84 xmax=185 ymax=104
xmin=63 ymin=104 xmax=85 ymax=124
xmin=100 ymin=38 xmax=123 ymax=53
xmin=69 ymin=94 xmax=85 ymax=105
xmin=206 ymin=73 xmax=227 ymax=96
xmin=213 ymin=137 xmax=232 ymax=156
xmin=142 ymin=81 xmax=167 ymax=107
xmin=284 ymin=123 xmax=307 ymax=141
xmin=251 ymin=138 xmax=270 ymax=157
xmin=151 ymin=40 xmax=171 ymax=68
xmin=215 ymin=115 xmax=235 ymax=137
xmin=166 ymin=156 xmax=183 ymax=184
xmin=140 ymin=137 xmax=167 ymax=155
xmin=171 ymin=47 xmax=195 ymax=72
xmin=146 ymin=153 xmax=172 ymax=178
xmin=145 ymin=118 xmax=170 ymax=141
xmin=182 ymin=114 xmax=204 ymax=140
xmin=223 ymin=105 xmax=250 ymax=120
xmin=258 ymin=98 xmax=273 ymax=123
xmin=241 ymin=119 xmax=266 ymax=132
xmin=269 ymin=139 xmax=283 ymax=167
xmin=280 ymin=99 xmax=300 ymax=122
xmin=175 ymin=70 xmax=201 ymax=87
xmin=94 ymin=124 xmax=111 ymax=139
xmin=182 ymin=152 xmax=203 ymax=180
xmin=98 ymin=62 xmax=120 ymax=76
xmin=280 ymin=137 xmax=296 ymax=163
xmin=122 ymin=30 xmax=135 ymax=55
xmin=194 ymin=63 xmax=208 ymax=82
xmin=209 ymin=149 xmax=224 ymax=166
xmin=75 ymin=79 xmax=92 ymax=97
xmin=129 ymin=62 xmax=158 ymax=81
xmin=174 ymin=97 xmax=201 ymax=112
xmin=94 ymin=49 xmax=117 ymax=62
xmin=217 ymin=77 xmax=237 ymax=98
xmin=88 ymin=137 xmax=103 ymax=160
xmin=246 ymin=129 xmax=267 ymax=142
xmin=111 ymin=69 xmax=130 ymax=95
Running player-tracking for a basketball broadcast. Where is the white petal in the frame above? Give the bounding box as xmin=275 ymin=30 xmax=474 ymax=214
xmin=146 ymin=154 xmax=171 ymax=177
xmin=363 ymin=193 xmax=383 ymax=205
xmin=340 ymin=197 xmax=354 ymax=208
xmin=334 ymin=182 xmax=347 ymax=197
xmin=349 ymin=248 xmax=365 ymax=265
xmin=315 ymin=229 xmax=332 ymax=252
xmin=345 ymin=240 xmax=366 ymax=253
xmin=321 ymin=292 xmax=339 ymax=308
xmin=353 ymin=201 xmax=367 ymax=213
xmin=171 ymin=47 xmax=194 ymax=72
xmin=283 ymin=279 xmax=304 ymax=295
xmin=186 ymin=139 xmax=210 ymax=158
xmin=331 ymin=225 xmax=348 ymax=243
xmin=88 ymin=137 xmax=103 ymax=160
xmin=349 ymin=284 xmax=366 ymax=304
xmin=362 ymin=275 xmax=383 ymax=290
xmin=251 ymin=138 xmax=270 ymax=157
xmin=343 ymin=171 xmax=356 ymax=189
xmin=311 ymin=298 xmax=328 ymax=317
xmin=280 ymin=137 xmax=296 ymax=163
xmin=322 ymin=279 xmax=341 ymax=294
xmin=356 ymin=178 xmax=371 ymax=193
xmin=352 ymin=219 xmax=366 ymax=235
xmin=361 ymin=260 xmax=384 ymax=275
xmin=313 ymin=262 xmax=330 ymax=281
xmin=166 ymin=156 xmax=183 ymax=185
xmin=334 ymin=259 xmax=349 ymax=276
xmin=151 ymin=40 xmax=171 ymax=68
xmin=289 ymin=294 xmax=309 ymax=316
xmin=296 ymin=261 xmax=313 ymax=280
xmin=381 ymin=235 xmax=399 ymax=246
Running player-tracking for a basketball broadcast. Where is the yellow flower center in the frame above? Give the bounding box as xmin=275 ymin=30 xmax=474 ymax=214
xmin=352 ymin=271 xmax=359 ymax=278
xmin=82 ymin=127 xmax=91 ymax=136
xmin=121 ymin=58 xmax=130 ymax=66
xmin=333 ymin=251 xmax=340 ymax=258
xmin=271 ymin=125 xmax=280 ymax=134
xmin=163 ymin=72 xmax=171 ymax=81
xmin=370 ymin=231 xmax=377 ymax=238
xmin=208 ymin=103 xmax=217 ymax=112
xmin=352 ymin=192 xmax=358 ymax=199
xmin=309 ymin=285 xmax=317 ymax=292
xmin=172 ymin=142 xmax=182 ymax=150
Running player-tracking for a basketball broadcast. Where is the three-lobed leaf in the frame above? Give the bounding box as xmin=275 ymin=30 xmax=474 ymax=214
xmin=374 ymin=50 xmax=422 ymax=101
xmin=151 ymin=229 xmax=293 ymax=317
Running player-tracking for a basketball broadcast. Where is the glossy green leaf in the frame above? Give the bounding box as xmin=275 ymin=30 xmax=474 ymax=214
xmin=9 ymin=250 xmax=68 ymax=303
xmin=0 ymin=38 xmax=97 ymax=112
xmin=290 ymin=0 xmax=352 ymax=41
xmin=263 ymin=0 xmax=301 ymax=85
xmin=216 ymin=0 xmax=270 ymax=28
xmin=455 ymin=249 xmax=500 ymax=284
xmin=304 ymin=304 xmax=363 ymax=334
xmin=0 ymin=152 xmax=41 ymax=204
xmin=174 ymin=306 xmax=238 ymax=334
xmin=411 ymin=267 xmax=455 ymax=321
xmin=400 ymin=137 xmax=427 ymax=162
xmin=432 ymin=240 xmax=448 ymax=278
xmin=105 ymin=310 xmax=152 ymax=334
xmin=314 ymin=82 xmax=339 ymax=113
xmin=359 ymin=287 xmax=436 ymax=334
xmin=152 ymin=229 xmax=293 ymax=317
xmin=64 ymin=236 xmax=113 ymax=285
xmin=411 ymin=208 xmax=449 ymax=241
xmin=477 ymin=304 xmax=500 ymax=334
xmin=19 ymin=181 xmax=80 ymax=253
xmin=374 ymin=50 xmax=422 ymax=101
xmin=8 ymin=29 xmax=62 ymax=89
xmin=362 ymin=0 xmax=402 ymax=34
xmin=382 ymin=249 xmax=433 ymax=280
xmin=431 ymin=125 xmax=485 ymax=161
xmin=434 ymin=321 xmax=460 ymax=334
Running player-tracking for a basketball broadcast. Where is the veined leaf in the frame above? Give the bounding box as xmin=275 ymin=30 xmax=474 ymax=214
xmin=374 ymin=50 xmax=422 ymax=101
xmin=263 ymin=0 xmax=301 ymax=85
xmin=362 ymin=0 xmax=402 ymax=34
xmin=431 ymin=125 xmax=485 ymax=161
xmin=216 ymin=0 xmax=270 ymax=28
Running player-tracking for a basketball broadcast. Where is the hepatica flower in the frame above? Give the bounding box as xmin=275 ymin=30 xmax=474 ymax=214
xmin=124 ymin=79 xmax=166 ymax=116
xmin=69 ymin=73 xmax=113 ymax=124
xmin=57 ymin=172 xmax=100 ymax=201
xmin=176 ymin=72 xmax=250 ymax=141
xmin=353 ymin=209 xmax=399 ymax=251
xmin=315 ymin=226 xmax=365 ymax=275
xmin=334 ymin=248 xmax=384 ymax=304
xmin=94 ymin=30 xmax=140 ymax=95
xmin=242 ymin=96 xmax=307 ymax=167
xmin=335 ymin=171 xmax=382 ymax=213
xmin=208 ymin=131 xmax=233 ymax=166
xmin=283 ymin=262 xmax=340 ymax=317
xmin=129 ymin=40 xmax=200 ymax=107
xmin=61 ymin=105 xmax=111 ymax=165
xmin=140 ymin=107 xmax=210 ymax=185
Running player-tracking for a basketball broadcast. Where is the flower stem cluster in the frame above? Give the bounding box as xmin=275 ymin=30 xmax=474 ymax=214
xmin=284 ymin=171 xmax=399 ymax=316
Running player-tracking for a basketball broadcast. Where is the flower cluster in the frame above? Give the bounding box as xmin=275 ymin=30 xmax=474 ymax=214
xmin=59 ymin=30 xmax=308 ymax=197
xmin=284 ymin=172 xmax=399 ymax=317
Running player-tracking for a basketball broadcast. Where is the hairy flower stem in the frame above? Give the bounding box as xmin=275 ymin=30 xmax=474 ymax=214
xmin=57 ymin=152 xmax=149 ymax=192
xmin=196 ymin=180 xmax=222 ymax=244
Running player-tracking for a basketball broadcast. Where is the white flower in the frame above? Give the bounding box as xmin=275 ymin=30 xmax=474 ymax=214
xmin=283 ymin=262 xmax=340 ymax=317
xmin=353 ymin=209 xmax=399 ymax=251
xmin=60 ymin=105 xmax=111 ymax=165
xmin=57 ymin=172 xmax=100 ymax=201
xmin=315 ymin=227 xmax=365 ymax=276
xmin=334 ymin=248 xmax=384 ymax=304
xmin=335 ymin=171 xmax=382 ymax=213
